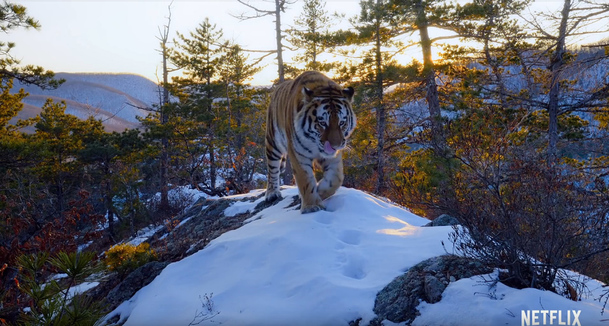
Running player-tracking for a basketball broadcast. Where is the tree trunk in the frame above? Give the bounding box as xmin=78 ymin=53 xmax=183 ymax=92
xmin=56 ymin=178 xmax=64 ymax=215
xmin=275 ymin=0 xmax=285 ymax=82
xmin=415 ymin=0 xmax=444 ymax=153
xmin=236 ymin=86 xmax=244 ymax=150
xmin=159 ymin=7 xmax=171 ymax=212
xmin=482 ymin=15 xmax=507 ymax=105
xmin=548 ymin=0 xmax=571 ymax=165
xmin=275 ymin=0 xmax=293 ymax=185
xmin=209 ymin=138 xmax=216 ymax=193
xmin=56 ymin=153 xmax=65 ymax=214
xmin=375 ymin=0 xmax=386 ymax=194
xmin=104 ymin=168 xmax=114 ymax=237
xmin=160 ymin=46 xmax=170 ymax=212
xmin=207 ymin=69 xmax=218 ymax=194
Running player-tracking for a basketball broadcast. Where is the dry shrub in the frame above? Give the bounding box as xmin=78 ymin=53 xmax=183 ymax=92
xmin=104 ymin=242 xmax=157 ymax=276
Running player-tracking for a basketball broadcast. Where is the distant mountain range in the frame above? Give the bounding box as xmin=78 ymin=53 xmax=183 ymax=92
xmin=12 ymin=73 xmax=161 ymax=133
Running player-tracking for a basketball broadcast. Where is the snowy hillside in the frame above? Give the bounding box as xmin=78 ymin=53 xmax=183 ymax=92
xmin=101 ymin=187 xmax=608 ymax=326
xmin=12 ymin=73 xmax=160 ymax=132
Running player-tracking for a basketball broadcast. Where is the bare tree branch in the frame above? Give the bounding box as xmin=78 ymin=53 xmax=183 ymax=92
xmin=232 ymin=0 xmax=275 ymax=20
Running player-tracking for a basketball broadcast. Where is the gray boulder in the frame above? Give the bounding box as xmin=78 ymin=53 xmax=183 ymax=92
xmin=372 ymin=255 xmax=492 ymax=325
xmin=151 ymin=193 xmax=267 ymax=262
xmin=106 ymin=261 xmax=170 ymax=308
xmin=424 ymin=214 xmax=460 ymax=227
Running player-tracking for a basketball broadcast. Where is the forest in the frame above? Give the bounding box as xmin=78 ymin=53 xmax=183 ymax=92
xmin=1 ymin=0 xmax=609 ymax=325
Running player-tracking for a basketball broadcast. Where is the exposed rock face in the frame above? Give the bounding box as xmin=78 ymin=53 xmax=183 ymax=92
xmin=372 ymin=255 xmax=492 ymax=325
xmin=91 ymin=192 xmax=286 ymax=315
xmin=105 ymin=261 xmax=170 ymax=308
xmin=423 ymin=214 xmax=460 ymax=227
xmin=94 ymin=193 xmax=483 ymax=326
xmin=149 ymin=192 xmax=286 ymax=262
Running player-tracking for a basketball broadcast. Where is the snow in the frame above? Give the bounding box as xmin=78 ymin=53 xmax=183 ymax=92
xmin=223 ymin=189 xmax=266 ymax=217
xmin=103 ymin=186 xmax=608 ymax=326
xmin=68 ymin=281 xmax=100 ymax=298
xmin=166 ymin=186 xmax=210 ymax=205
xmin=77 ymin=240 xmax=93 ymax=252
xmin=43 ymin=278 xmax=99 ymax=301
xmin=413 ymin=270 xmax=607 ymax=326
xmin=151 ymin=185 xmax=213 ymax=212
xmin=105 ymin=186 xmax=447 ymax=325
xmin=50 ymin=273 xmax=68 ymax=281
xmin=175 ymin=216 xmax=193 ymax=229
xmin=126 ymin=225 xmax=164 ymax=247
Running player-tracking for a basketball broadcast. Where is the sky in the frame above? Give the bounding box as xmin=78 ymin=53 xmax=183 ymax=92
xmin=11 ymin=0 xmax=360 ymax=85
xmin=9 ymin=0 xmax=606 ymax=86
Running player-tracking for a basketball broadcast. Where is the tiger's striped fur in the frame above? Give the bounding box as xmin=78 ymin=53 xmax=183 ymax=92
xmin=265 ymin=71 xmax=356 ymax=213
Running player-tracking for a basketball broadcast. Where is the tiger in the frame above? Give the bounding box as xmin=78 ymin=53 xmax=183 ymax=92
xmin=265 ymin=71 xmax=356 ymax=213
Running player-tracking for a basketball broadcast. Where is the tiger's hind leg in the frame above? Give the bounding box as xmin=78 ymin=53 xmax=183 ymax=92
xmin=317 ymin=153 xmax=344 ymax=200
xmin=265 ymin=141 xmax=285 ymax=203
xmin=280 ymin=156 xmax=287 ymax=175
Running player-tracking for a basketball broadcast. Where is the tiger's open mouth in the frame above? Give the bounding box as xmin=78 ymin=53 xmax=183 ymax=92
xmin=323 ymin=141 xmax=337 ymax=155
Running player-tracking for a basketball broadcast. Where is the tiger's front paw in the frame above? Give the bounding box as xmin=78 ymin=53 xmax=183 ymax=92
xmin=265 ymin=189 xmax=283 ymax=203
xmin=300 ymin=203 xmax=325 ymax=214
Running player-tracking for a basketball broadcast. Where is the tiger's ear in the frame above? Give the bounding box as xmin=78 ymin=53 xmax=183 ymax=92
xmin=342 ymin=87 xmax=354 ymax=102
xmin=302 ymin=87 xmax=314 ymax=102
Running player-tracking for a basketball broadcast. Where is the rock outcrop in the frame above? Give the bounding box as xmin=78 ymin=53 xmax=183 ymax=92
xmin=371 ymin=255 xmax=492 ymax=325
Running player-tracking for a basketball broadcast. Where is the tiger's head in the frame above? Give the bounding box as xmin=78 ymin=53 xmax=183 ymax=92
xmin=302 ymin=86 xmax=356 ymax=158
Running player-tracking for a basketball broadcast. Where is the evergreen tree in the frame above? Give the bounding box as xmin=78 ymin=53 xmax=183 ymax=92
xmin=218 ymin=43 xmax=265 ymax=192
xmin=391 ymin=0 xmax=609 ymax=290
xmin=32 ymin=100 xmax=99 ymax=214
xmin=166 ymin=18 xmax=225 ymax=195
xmin=525 ymin=0 xmax=609 ymax=163
xmin=235 ymin=0 xmax=293 ymax=83
xmin=219 ymin=43 xmax=262 ymax=149
xmin=329 ymin=0 xmax=416 ymax=193
xmin=390 ymin=0 xmax=451 ymax=153
xmin=17 ymin=252 xmax=105 ymax=326
xmin=285 ymin=0 xmax=333 ymax=73
xmin=235 ymin=0 xmax=295 ymax=186
xmin=78 ymin=129 xmax=144 ymax=238
xmin=0 ymin=79 xmax=32 ymax=171
xmin=156 ymin=3 xmax=173 ymax=213
xmin=0 ymin=1 xmax=64 ymax=175
xmin=0 ymin=1 xmax=62 ymax=88
xmin=0 ymin=79 xmax=25 ymax=132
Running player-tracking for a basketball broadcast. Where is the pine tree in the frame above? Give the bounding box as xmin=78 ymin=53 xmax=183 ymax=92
xmin=329 ymin=0 xmax=413 ymax=193
xmin=391 ymin=0 xmax=609 ymax=289
xmin=285 ymin=0 xmax=333 ymax=73
xmin=78 ymin=129 xmax=144 ymax=238
xmin=0 ymin=1 xmax=64 ymax=172
xmin=167 ymin=18 xmax=225 ymax=195
xmin=0 ymin=79 xmax=31 ymax=171
xmin=526 ymin=0 xmax=609 ymax=163
xmin=218 ymin=43 xmax=265 ymax=192
xmin=32 ymin=100 xmax=99 ymax=214
xmin=0 ymin=1 xmax=62 ymax=88
xmin=390 ymin=0 xmax=449 ymax=153
xmin=235 ymin=0 xmax=293 ymax=83
xmin=157 ymin=3 xmax=173 ymax=213
xmin=219 ymin=43 xmax=262 ymax=149
xmin=235 ymin=0 xmax=295 ymax=186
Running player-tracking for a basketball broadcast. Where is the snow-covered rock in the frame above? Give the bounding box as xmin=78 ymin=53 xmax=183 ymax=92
xmin=100 ymin=186 xmax=608 ymax=326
